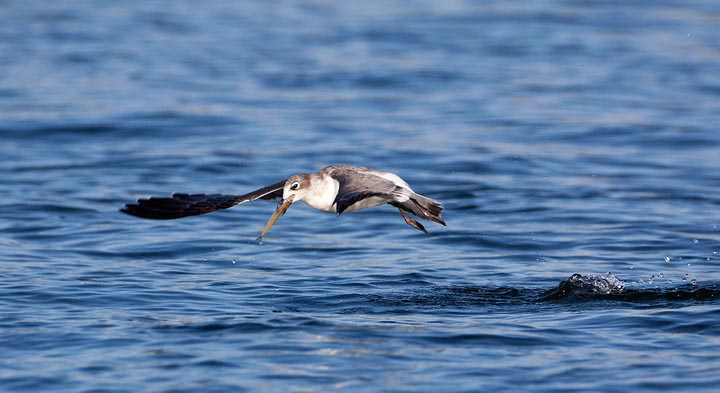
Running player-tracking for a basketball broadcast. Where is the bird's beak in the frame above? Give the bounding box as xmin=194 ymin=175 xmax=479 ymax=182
xmin=257 ymin=195 xmax=295 ymax=242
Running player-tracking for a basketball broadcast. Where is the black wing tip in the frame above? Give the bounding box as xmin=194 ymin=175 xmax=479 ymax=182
xmin=120 ymin=201 xmax=188 ymax=220
xmin=120 ymin=193 xmax=248 ymax=220
xmin=120 ymin=204 xmax=140 ymax=216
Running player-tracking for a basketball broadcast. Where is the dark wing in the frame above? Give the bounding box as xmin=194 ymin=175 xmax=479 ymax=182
xmin=330 ymin=172 xmax=400 ymax=215
xmin=121 ymin=179 xmax=286 ymax=219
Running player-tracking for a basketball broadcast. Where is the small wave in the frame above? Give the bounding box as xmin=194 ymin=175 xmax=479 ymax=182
xmin=539 ymin=273 xmax=719 ymax=303
xmin=313 ymin=273 xmax=720 ymax=313
xmin=539 ymin=272 xmax=625 ymax=301
xmin=152 ymin=320 xmax=277 ymax=334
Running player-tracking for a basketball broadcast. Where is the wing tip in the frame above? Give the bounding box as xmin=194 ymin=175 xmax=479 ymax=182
xmin=120 ymin=201 xmax=185 ymax=220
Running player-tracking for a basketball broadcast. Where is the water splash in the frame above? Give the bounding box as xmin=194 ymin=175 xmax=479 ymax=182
xmin=539 ymin=273 xmax=718 ymax=303
xmin=539 ymin=272 xmax=625 ymax=301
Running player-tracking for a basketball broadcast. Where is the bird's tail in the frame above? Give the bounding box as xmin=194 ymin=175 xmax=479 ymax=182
xmin=397 ymin=193 xmax=446 ymax=226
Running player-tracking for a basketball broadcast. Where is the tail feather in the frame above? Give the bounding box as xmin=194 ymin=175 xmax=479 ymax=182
xmin=395 ymin=193 xmax=446 ymax=226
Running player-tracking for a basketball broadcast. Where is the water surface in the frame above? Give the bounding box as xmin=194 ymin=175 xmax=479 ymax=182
xmin=1 ymin=1 xmax=719 ymax=392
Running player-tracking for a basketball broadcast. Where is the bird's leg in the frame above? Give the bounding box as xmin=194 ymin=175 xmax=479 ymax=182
xmin=397 ymin=207 xmax=427 ymax=233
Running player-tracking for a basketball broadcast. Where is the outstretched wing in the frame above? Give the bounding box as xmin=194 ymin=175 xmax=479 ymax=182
xmin=330 ymin=171 xmax=403 ymax=215
xmin=120 ymin=179 xmax=286 ymax=219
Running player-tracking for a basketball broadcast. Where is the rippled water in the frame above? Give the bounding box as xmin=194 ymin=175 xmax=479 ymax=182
xmin=1 ymin=1 xmax=719 ymax=391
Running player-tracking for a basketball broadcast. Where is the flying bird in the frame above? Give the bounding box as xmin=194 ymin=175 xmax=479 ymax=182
xmin=121 ymin=165 xmax=446 ymax=241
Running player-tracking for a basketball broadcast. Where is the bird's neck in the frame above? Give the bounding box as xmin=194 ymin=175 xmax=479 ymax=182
xmin=301 ymin=174 xmax=339 ymax=213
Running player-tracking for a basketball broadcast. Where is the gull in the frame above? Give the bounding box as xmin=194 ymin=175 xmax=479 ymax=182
xmin=121 ymin=165 xmax=446 ymax=241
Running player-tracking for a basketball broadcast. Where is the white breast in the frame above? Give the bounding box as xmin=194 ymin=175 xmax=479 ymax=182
xmin=300 ymin=175 xmax=340 ymax=213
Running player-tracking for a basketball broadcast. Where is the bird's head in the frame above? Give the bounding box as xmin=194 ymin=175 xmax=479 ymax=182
xmin=281 ymin=174 xmax=313 ymax=202
xmin=257 ymin=174 xmax=312 ymax=241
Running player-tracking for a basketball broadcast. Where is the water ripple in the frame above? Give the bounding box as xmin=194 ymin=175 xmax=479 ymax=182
xmin=2 ymin=1 xmax=720 ymax=391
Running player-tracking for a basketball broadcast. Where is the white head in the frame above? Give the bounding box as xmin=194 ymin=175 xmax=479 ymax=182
xmin=257 ymin=174 xmax=312 ymax=241
xmin=281 ymin=174 xmax=313 ymax=202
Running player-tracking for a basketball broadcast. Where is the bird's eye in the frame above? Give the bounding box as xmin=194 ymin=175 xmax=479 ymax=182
xmin=290 ymin=181 xmax=300 ymax=190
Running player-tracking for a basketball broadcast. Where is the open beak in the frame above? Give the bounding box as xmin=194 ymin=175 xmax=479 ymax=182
xmin=257 ymin=195 xmax=295 ymax=242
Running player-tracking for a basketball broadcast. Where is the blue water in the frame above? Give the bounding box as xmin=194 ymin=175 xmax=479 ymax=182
xmin=1 ymin=1 xmax=720 ymax=391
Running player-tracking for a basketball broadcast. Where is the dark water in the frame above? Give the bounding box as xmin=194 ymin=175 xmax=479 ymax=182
xmin=2 ymin=1 xmax=720 ymax=391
